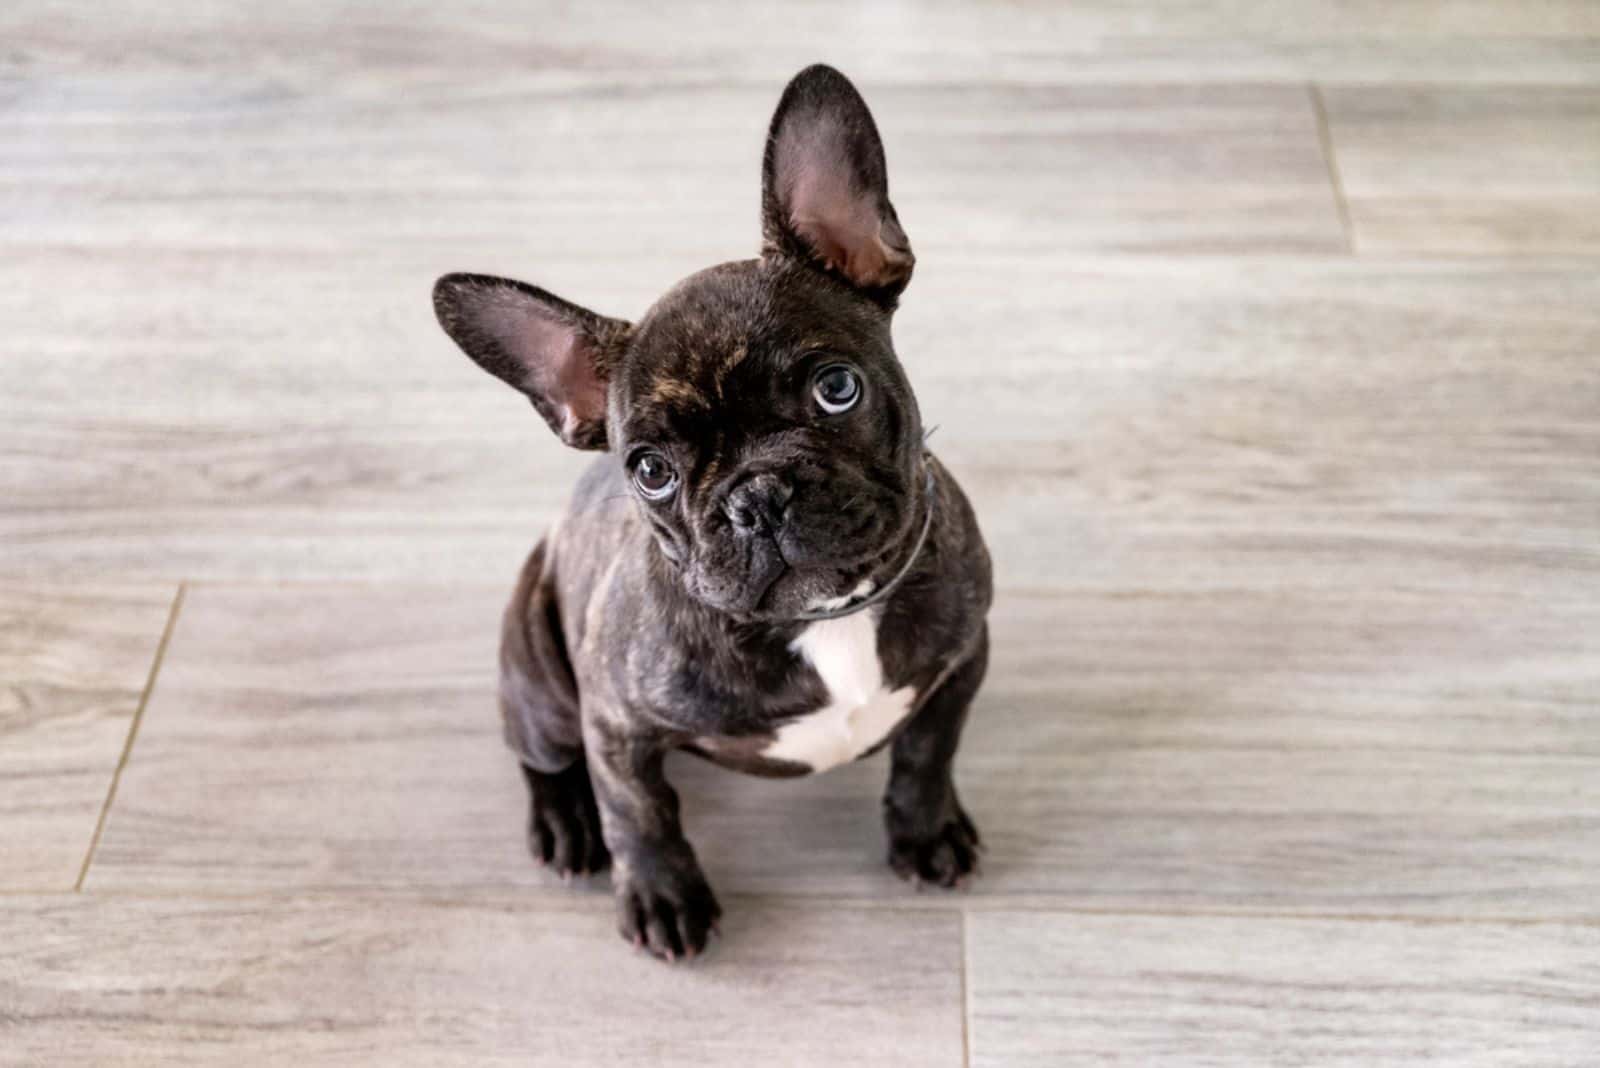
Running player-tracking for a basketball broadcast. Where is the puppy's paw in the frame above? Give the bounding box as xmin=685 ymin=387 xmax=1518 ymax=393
xmin=888 ymin=805 xmax=982 ymax=889
xmin=614 ymin=862 xmax=722 ymax=962
xmin=523 ymin=761 xmax=610 ymax=878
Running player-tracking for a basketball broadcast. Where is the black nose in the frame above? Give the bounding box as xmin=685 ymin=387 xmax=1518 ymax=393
xmin=725 ymin=472 xmax=793 ymax=533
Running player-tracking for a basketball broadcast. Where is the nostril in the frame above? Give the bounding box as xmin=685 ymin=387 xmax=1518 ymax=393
xmin=728 ymin=502 xmax=759 ymax=530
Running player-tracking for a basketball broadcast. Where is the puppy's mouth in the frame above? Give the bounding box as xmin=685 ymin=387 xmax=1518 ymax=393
xmin=760 ymin=515 xmax=901 ymax=617
xmin=800 ymin=577 xmax=878 ymax=614
xmin=674 ymin=460 xmax=935 ymax=623
xmin=744 ymin=560 xmax=791 ymax=613
xmin=736 ymin=474 xmax=934 ymax=622
xmin=688 ymin=535 xmax=886 ymax=623
xmin=738 ymin=560 xmax=876 ymax=622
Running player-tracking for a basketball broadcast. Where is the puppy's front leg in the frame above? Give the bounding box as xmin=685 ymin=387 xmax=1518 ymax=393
xmin=883 ymin=625 xmax=989 ymax=887
xmin=583 ymin=716 xmax=721 ymax=960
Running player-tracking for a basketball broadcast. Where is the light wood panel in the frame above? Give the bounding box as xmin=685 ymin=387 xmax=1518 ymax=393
xmin=89 ymin=583 xmax=1600 ymax=918
xmin=955 ymin=589 xmax=1600 ymax=916
xmin=0 ymin=894 xmax=962 ymax=1067
xmin=0 ymin=77 xmax=1338 ymax=260
xmin=3 ymin=2 xmax=1597 ymax=85
xmin=1324 ymin=87 xmax=1600 ymax=253
xmin=83 ymin=585 xmax=535 ymax=894
xmin=967 ymin=910 xmax=1600 ymax=1066
xmin=0 ymin=585 xmax=174 ymax=889
xmin=6 ymin=259 xmax=1598 ymax=589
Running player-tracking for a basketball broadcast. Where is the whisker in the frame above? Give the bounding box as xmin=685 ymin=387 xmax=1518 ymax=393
xmin=567 ymin=492 xmax=636 ymax=515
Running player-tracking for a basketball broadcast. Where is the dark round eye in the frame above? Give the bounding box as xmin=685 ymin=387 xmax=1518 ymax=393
xmin=813 ymin=364 xmax=862 ymax=415
xmin=632 ymin=451 xmax=678 ymax=501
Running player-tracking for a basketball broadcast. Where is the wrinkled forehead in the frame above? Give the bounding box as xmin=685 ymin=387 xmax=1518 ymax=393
xmin=615 ymin=261 xmax=886 ymax=440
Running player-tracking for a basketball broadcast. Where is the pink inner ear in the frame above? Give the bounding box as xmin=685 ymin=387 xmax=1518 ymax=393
xmin=779 ymin=121 xmax=910 ymax=290
xmin=481 ymin=294 xmax=607 ymax=435
xmin=547 ymin=328 xmax=608 ymax=437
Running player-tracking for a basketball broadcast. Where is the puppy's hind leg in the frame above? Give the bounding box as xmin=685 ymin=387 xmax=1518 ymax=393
xmin=501 ymin=539 xmax=609 ymax=877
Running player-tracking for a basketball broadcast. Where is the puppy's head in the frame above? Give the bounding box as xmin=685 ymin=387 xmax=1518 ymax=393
xmin=434 ymin=65 xmax=924 ymax=622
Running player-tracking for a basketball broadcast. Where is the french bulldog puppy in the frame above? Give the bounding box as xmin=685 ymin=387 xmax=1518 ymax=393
xmin=433 ymin=64 xmax=991 ymax=961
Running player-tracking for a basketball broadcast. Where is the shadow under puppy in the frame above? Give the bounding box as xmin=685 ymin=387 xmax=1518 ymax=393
xmin=433 ymin=65 xmax=992 ymax=961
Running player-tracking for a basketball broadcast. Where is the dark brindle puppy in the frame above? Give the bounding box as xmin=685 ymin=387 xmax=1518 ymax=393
xmin=432 ymin=65 xmax=991 ymax=961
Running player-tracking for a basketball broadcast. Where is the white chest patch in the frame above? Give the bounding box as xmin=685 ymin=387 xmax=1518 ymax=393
xmin=763 ymin=611 xmax=917 ymax=772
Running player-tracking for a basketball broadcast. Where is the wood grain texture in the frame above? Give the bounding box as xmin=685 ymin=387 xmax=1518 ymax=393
xmin=1 ymin=76 xmax=1338 ymax=256
xmin=0 ymin=585 xmax=174 ymax=889
xmin=1324 ymin=87 xmax=1600 ymax=253
xmin=4 ymin=2 xmax=1598 ymax=85
xmin=0 ymin=894 xmax=963 ymax=1067
xmin=967 ymin=910 xmax=1600 ymax=1066
xmin=6 ymin=259 xmax=1599 ymax=587
xmin=89 ymin=583 xmax=1600 ymax=918
xmin=84 ymin=585 xmax=536 ymax=894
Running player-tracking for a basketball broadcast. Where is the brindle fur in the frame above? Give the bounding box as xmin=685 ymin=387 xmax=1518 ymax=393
xmin=434 ymin=65 xmax=992 ymax=961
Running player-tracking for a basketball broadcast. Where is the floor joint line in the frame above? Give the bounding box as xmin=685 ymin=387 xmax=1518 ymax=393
xmin=960 ymin=908 xmax=973 ymax=1068
xmin=75 ymin=583 xmax=187 ymax=892
xmin=1308 ymin=82 xmax=1357 ymax=255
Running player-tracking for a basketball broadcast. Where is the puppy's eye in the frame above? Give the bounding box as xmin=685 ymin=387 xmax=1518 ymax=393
xmin=813 ymin=364 xmax=862 ymax=415
xmin=632 ymin=451 xmax=678 ymax=501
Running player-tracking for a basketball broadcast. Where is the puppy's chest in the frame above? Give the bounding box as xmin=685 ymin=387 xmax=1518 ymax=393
xmin=761 ymin=613 xmax=916 ymax=772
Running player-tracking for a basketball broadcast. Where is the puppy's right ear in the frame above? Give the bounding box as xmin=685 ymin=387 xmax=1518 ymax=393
xmin=432 ymin=273 xmax=630 ymax=450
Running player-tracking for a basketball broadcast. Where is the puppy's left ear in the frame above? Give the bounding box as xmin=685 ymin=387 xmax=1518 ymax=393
xmin=761 ymin=64 xmax=914 ymax=305
xmin=433 ymin=273 xmax=630 ymax=450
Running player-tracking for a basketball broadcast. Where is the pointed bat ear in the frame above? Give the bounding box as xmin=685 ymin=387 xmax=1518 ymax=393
xmin=432 ymin=273 xmax=631 ymax=450
xmin=760 ymin=64 xmax=914 ymax=305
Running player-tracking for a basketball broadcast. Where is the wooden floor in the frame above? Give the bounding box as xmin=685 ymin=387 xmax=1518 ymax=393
xmin=4 ymin=3 xmax=1599 ymax=1064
